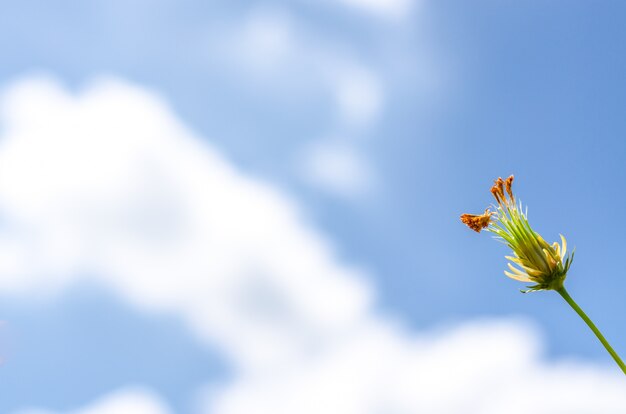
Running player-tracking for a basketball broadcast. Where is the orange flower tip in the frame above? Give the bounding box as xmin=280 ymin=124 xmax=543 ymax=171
xmin=505 ymin=175 xmax=515 ymax=200
xmin=490 ymin=177 xmax=506 ymax=205
xmin=490 ymin=186 xmax=501 ymax=204
xmin=460 ymin=209 xmax=492 ymax=232
xmin=490 ymin=175 xmax=515 ymax=205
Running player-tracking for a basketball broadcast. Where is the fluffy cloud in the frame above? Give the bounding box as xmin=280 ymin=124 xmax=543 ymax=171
xmin=208 ymin=8 xmax=385 ymax=128
xmin=206 ymin=319 xmax=626 ymax=414
xmin=204 ymin=8 xmax=384 ymax=197
xmin=13 ymin=388 xmax=171 ymax=414
xmin=0 ymin=77 xmax=624 ymax=414
xmin=298 ymin=140 xmax=374 ymax=197
xmin=0 ymin=75 xmax=373 ymax=370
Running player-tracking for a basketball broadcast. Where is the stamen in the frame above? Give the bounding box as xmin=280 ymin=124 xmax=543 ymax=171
xmin=490 ymin=186 xmax=501 ymax=204
xmin=490 ymin=177 xmax=506 ymax=205
xmin=505 ymin=175 xmax=514 ymax=203
xmin=460 ymin=209 xmax=492 ymax=232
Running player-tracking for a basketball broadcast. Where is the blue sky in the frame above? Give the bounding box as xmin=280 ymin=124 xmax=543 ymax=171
xmin=0 ymin=1 xmax=625 ymax=413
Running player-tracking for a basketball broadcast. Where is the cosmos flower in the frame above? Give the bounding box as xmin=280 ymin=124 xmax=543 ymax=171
xmin=461 ymin=175 xmax=574 ymax=292
xmin=460 ymin=175 xmax=625 ymax=374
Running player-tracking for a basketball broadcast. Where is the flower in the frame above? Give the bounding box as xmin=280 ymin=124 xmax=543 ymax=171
xmin=461 ymin=175 xmax=574 ymax=292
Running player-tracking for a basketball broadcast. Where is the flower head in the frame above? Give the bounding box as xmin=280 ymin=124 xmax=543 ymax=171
xmin=461 ymin=175 xmax=574 ymax=292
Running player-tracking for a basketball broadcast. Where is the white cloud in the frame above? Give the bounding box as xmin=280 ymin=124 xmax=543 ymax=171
xmin=0 ymin=76 xmax=624 ymax=414
xmin=204 ymin=318 xmax=626 ymax=414
xmin=299 ymin=140 xmax=374 ymax=197
xmin=215 ymin=10 xmax=295 ymax=75
xmin=331 ymin=65 xmax=384 ymax=128
xmin=0 ymin=74 xmax=374 ymax=370
xmin=201 ymin=8 xmax=395 ymax=197
xmin=13 ymin=388 xmax=171 ymax=414
xmin=206 ymin=8 xmax=386 ymax=127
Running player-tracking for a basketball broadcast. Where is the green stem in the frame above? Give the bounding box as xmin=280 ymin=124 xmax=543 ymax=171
xmin=556 ymin=287 xmax=626 ymax=375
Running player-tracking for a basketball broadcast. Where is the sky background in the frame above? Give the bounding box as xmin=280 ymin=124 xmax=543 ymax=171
xmin=0 ymin=1 xmax=625 ymax=413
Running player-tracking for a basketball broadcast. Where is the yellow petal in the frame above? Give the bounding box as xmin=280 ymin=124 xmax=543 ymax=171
xmin=524 ymin=267 xmax=544 ymax=277
xmin=505 ymin=270 xmax=531 ymax=282
xmin=508 ymin=261 xmax=542 ymax=278
xmin=543 ymin=248 xmax=557 ymax=269
xmin=552 ymin=242 xmax=561 ymax=258
xmin=507 ymin=262 xmax=527 ymax=276
xmin=559 ymin=234 xmax=567 ymax=260
xmin=505 ymin=255 xmax=524 ymax=265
